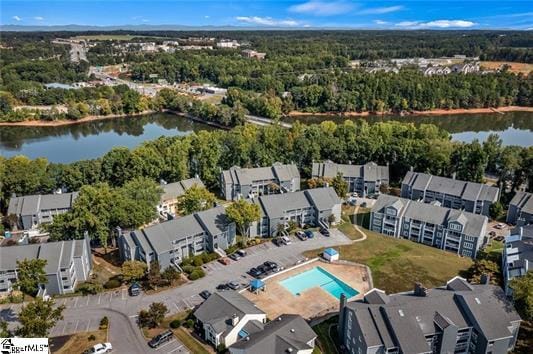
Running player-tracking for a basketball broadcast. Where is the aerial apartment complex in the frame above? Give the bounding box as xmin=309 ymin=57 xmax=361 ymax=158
xmin=157 ymin=177 xmax=204 ymax=217
xmin=312 ymin=161 xmax=389 ymax=197
xmin=220 ymin=163 xmax=300 ymax=201
xmin=0 ymin=238 xmax=92 ymax=296
xmin=119 ymin=206 xmax=236 ymax=270
xmin=401 ymin=171 xmax=499 ymax=216
xmin=506 ymin=191 xmax=533 ymax=225
xmin=252 ymin=187 xmax=342 ymax=237
xmin=370 ymin=195 xmax=488 ymax=258
xmin=502 ymin=225 xmax=533 ymax=295
xmin=338 ymin=277 xmax=521 ymax=354
xmin=7 ymin=192 xmax=79 ymax=230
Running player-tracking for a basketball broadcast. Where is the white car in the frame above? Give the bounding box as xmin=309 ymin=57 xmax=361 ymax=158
xmin=84 ymin=343 xmax=112 ymax=354
xmin=495 ymin=223 xmax=506 ymax=230
xmin=281 ymin=236 xmax=292 ymax=245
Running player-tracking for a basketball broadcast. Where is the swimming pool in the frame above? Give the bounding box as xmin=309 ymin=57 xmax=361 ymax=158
xmin=280 ymin=266 xmax=359 ymax=299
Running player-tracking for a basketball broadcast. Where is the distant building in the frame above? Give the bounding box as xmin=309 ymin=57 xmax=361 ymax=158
xmin=221 ymin=163 xmax=300 ymax=201
xmin=229 ymin=314 xmax=316 ymax=354
xmin=452 ymin=62 xmax=480 ymax=74
xmin=401 ymin=171 xmax=499 ymax=216
xmin=370 ymin=195 xmax=488 ymax=258
xmin=422 ymin=66 xmax=452 ymax=76
xmin=338 ymin=277 xmax=521 ymax=354
xmin=503 ymin=225 xmax=533 ymax=295
xmin=0 ymin=237 xmax=92 ymax=296
xmin=194 ymin=291 xmax=267 ymax=348
xmin=157 ymin=178 xmax=205 ymax=217
xmin=252 ymin=187 xmax=341 ymax=237
xmin=241 ymin=49 xmax=266 ymax=59
xmin=217 ymin=40 xmax=241 ymax=48
xmin=7 ymin=192 xmax=79 ymax=230
xmin=312 ymin=161 xmax=389 ymax=197
xmin=44 ymin=83 xmax=75 ymax=90
xmin=119 ymin=206 xmax=236 ymax=270
xmin=507 ymin=191 xmax=533 ymax=226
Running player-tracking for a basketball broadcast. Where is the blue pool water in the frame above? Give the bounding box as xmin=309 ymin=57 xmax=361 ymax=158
xmin=280 ymin=266 xmax=359 ymax=299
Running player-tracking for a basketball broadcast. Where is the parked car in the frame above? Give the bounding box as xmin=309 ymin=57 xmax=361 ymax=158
xmin=495 ymin=223 xmax=506 ymax=230
xmin=280 ymin=236 xmax=292 ymax=245
xmin=217 ymin=283 xmax=229 ymax=291
xmin=296 ymin=231 xmax=307 ymax=241
xmin=257 ymin=264 xmax=270 ymax=274
xmin=304 ymin=230 xmax=314 ymax=239
xmin=218 ymin=257 xmax=231 ymax=265
xmin=128 ymin=283 xmax=141 ymax=297
xmin=263 ymin=261 xmax=280 ymax=272
xmin=248 ymin=267 xmax=263 ymax=278
xmin=360 ymin=202 xmax=367 ymax=208
xmin=488 ymin=231 xmax=496 ymax=237
xmin=84 ymin=343 xmax=112 ymax=354
xmin=148 ymin=330 xmax=173 ymax=348
xmin=199 ymin=290 xmax=212 ymax=300
xmin=236 ymin=249 xmax=247 ymax=257
xmin=228 ymin=253 xmax=240 ymax=261
xmin=320 ymin=228 xmax=330 ymax=237
xmin=227 ymin=281 xmax=241 ymax=290
xmin=272 ymin=238 xmax=284 ymax=247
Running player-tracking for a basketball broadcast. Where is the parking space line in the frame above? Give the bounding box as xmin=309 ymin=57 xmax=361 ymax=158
xmin=74 ymin=320 xmax=80 ymax=332
xmin=61 ymin=322 xmax=67 ymax=334
xmin=183 ymin=298 xmax=190 ymax=308
xmin=86 ymin=319 xmax=91 ymax=332
xmin=121 ymin=289 xmax=127 ymax=300
xmin=98 ymin=293 xmax=101 ymax=305
xmin=73 ymin=297 xmax=79 ymax=307
xmin=167 ymin=344 xmax=184 ymax=353
xmin=154 ymin=339 xmax=176 ymax=351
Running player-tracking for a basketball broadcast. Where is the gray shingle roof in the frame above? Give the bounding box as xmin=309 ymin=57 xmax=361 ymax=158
xmin=7 ymin=192 xmax=79 ymax=216
xmin=312 ymin=161 xmax=388 ymax=182
xmin=510 ymin=191 xmax=533 ymax=214
xmin=223 ymin=163 xmax=299 ymax=187
xmin=195 ymin=206 xmax=230 ymax=236
xmin=160 ymin=178 xmax=204 ymax=202
xmin=402 ymin=171 xmax=499 ymax=202
xmin=372 ymin=194 xmax=487 ymax=237
xmin=194 ymin=291 xmax=265 ymax=335
xmin=345 ymin=279 xmax=521 ymax=353
xmin=229 ymin=314 xmax=316 ymax=353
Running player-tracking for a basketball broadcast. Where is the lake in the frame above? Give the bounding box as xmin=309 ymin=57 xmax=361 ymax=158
xmin=283 ymin=111 xmax=533 ymax=147
xmin=0 ymin=111 xmax=531 ymax=163
xmin=0 ymin=113 xmax=214 ymax=163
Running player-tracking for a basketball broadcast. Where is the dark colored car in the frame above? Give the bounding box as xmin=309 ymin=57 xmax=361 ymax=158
xmin=264 ymin=261 xmax=280 ymax=272
xmin=217 ymin=283 xmax=229 ymax=291
xmin=227 ymin=281 xmax=241 ymax=290
xmin=199 ymin=290 xmax=212 ymax=300
xmin=304 ymin=230 xmax=314 ymax=239
xmin=228 ymin=253 xmax=240 ymax=261
xmin=272 ymin=238 xmax=283 ymax=247
xmin=257 ymin=264 xmax=270 ymax=274
xmin=249 ymin=267 xmax=263 ymax=277
xmin=320 ymin=228 xmax=330 ymax=237
xmin=236 ymin=249 xmax=247 ymax=257
xmin=148 ymin=330 xmax=173 ymax=348
xmin=128 ymin=283 xmax=141 ymax=297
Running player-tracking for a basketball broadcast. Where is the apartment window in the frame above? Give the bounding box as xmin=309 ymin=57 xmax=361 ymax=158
xmin=463 ymin=242 xmax=473 ymax=250
xmin=449 ymin=223 xmax=462 ymax=231
xmin=386 ymin=208 xmax=396 ymax=216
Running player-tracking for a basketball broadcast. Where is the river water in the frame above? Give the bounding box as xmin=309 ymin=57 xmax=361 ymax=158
xmin=0 ymin=111 xmax=531 ymax=163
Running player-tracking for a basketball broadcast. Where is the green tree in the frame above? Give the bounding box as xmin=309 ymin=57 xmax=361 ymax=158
xmin=121 ymin=260 xmax=147 ymax=283
xmin=0 ymin=320 xmax=10 ymax=337
xmin=510 ymin=272 xmax=533 ymax=321
xmin=226 ymin=199 xmax=261 ymax=240
xmin=15 ymin=259 xmax=48 ymax=296
xmin=331 ymin=173 xmax=348 ymax=198
xmin=138 ymin=302 xmax=168 ymax=328
xmin=178 ymin=184 xmax=216 ymax=215
xmin=489 ymin=201 xmax=504 ymax=220
xmin=16 ymin=298 xmax=65 ymax=337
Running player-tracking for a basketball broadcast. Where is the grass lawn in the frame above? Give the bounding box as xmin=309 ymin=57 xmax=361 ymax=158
xmin=305 ymin=229 xmax=473 ymax=294
xmin=312 ymin=317 xmax=340 ymax=354
xmin=50 ymin=329 xmax=107 ymax=354
xmin=173 ymin=327 xmax=211 ymax=354
xmin=337 ymin=222 xmax=365 ymax=241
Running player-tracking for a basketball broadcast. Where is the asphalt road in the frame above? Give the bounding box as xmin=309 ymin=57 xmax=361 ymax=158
xmin=1 ymin=229 xmax=351 ymax=354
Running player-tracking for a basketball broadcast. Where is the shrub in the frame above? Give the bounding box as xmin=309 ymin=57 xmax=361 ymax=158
xmin=181 ymin=265 xmax=195 ymax=274
xmin=99 ymin=316 xmax=109 ymax=330
xmin=162 ymin=267 xmax=181 ymax=282
xmin=192 ymin=256 xmax=204 ymax=267
xmin=188 ymin=268 xmax=205 ymax=280
xmin=169 ymin=319 xmax=181 ymax=329
xmin=184 ymin=319 xmax=194 ymax=328
xmin=78 ymin=281 xmax=103 ymax=295
xmin=88 ymin=334 xmax=96 ymax=341
xmin=103 ymin=279 xmax=121 ymax=289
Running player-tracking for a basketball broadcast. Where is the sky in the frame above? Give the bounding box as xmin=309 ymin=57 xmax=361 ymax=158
xmin=1 ymin=1 xmax=532 ymax=30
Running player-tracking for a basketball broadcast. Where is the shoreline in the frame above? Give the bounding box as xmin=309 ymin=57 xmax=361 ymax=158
xmin=287 ymin=106 xmax=533 ymax=118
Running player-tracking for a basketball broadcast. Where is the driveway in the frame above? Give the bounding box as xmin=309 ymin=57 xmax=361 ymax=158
xmin=1 ymin=229 xmax=351 ymax=354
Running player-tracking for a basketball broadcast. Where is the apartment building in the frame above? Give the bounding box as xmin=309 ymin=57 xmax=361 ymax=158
xmin=252 ymin=187 xmax=341 ymax=237
xmin=157 ymin=177 xmax=205 ymax=217
xmin=7 ymin=192 xmax=79 ymax=230
xmin=401 ymin=171 xmax=499 ymax=216
xmin=119 ymin=206 xmax=236 ymax=270
xmin=312 ymin=161 xmax=389 ymax=197
xmin=502 ymin=225 xmax=533 ymax=295
xmin=506 ymin=191 xmax=533 ymax=226
xmin=338 ymin=277 xmax=521 ymax=354
xmin=221 ymin=163 xmax=300 ymax=201
xmin=0 ymin=238 xmax=92 ymax=296
xmin=370 ymin=195 xmax=488 ymax=258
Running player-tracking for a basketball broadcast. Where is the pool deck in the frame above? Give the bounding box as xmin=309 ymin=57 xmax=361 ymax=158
xmin=242 ymin=259 xmax=371 ymax=320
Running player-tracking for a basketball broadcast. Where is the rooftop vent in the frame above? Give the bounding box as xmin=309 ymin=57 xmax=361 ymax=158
xmin=398 ymin=309 xmax=405 ymax=317
xmin=290 ymin=329 xmax=295 ymax=333
xmin=475 ymin=297 xmax=481 ymax=305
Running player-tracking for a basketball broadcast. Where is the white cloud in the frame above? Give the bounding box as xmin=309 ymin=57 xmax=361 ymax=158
xmin=141 ymin=19 xmax=150 ymax=23
xmin=12 ymin=15 xmax=21 ymax=21
xmin=396 ymin=20 xmax=476 ymax=29
xmin=374 ymin=20 xmax=389 ymax=25
xmin=235 ymin=16 xmax=301 ymax=27
xmin=34 ymin=16 xmax=44 ymax=21
xmin=204 ymin=15 xmax=210 ymax=19
xmin=289 ymin=1 xmax=353 ymax=16
xmin=360 ymin=6 xmax=404 ymax=15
